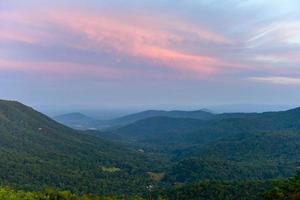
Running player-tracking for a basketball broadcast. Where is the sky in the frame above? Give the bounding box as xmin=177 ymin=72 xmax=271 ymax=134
xmin=1 ymin=0 xmax=300 ymax=109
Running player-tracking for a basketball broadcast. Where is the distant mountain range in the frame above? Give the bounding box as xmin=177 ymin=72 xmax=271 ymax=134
xmin=207 ymin=104 xmax=294 ymax=113
xmin=54 ymin=112 xmax=99 ymax=130
xmin=111 ymin=107 xmax=300 ymax=149
xmin=54 ymin=105 xmax=298 ymax=131
xmin=54 ymin=109 xmax=214 ymax=130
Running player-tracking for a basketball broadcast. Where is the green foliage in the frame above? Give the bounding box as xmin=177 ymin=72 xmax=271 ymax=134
xmin=164 ymin=130 xmax=300 ymax=183
xmin=0 ymin=187 xmax=38 ymax=200
xmin=114 ymin=107 xmax=300 ymax=153
xmin=163 ymin=157 xmax=293 ymax=183
xmin=112 ymin=107 xmax=300 ymax=185
xmin=101 ymin=167 xmax=121 ymax=173
xmin=4 ymin=100 xmax=300 ymax=199
xmin=156 ymin=181 xmax=269 ymax=200
xmin=263 ymin=172 xmax=300 ymax=200
xmin=0 ymin=187 xmax=144 ymax=200
xmin=0 ymin=100 xmax=165 ymax=195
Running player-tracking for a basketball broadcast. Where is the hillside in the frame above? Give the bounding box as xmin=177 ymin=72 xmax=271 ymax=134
xmin=110 ymin=107 xmax=300 ymax=184
xmin=114 ymin=107 xmax=300 ymax=149
xmin=0 ymin=100 xmax=165 ymax=195
xmin=113 ymin=117 xmax=204 ymax=148
xmin=165 ymin=130 xmax=300 ymax=183
xmin=3 ymin=100 xmax=300 ymax=198
xmin=113 ymin=116 xmax=262 ymax=151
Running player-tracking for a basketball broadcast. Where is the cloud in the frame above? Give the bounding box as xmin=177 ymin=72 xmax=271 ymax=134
xmin=250 ymin=76 xmax=300 ymax=85
xmin=0 ymin=31 xmax=37 ymax=44
xmin=0 ymin=9 xmax=236 ymax=77
xmin=49 ymin=10 xmax=236 ymax=76
xmin=1 ymin=1 xmax=299 ymax=82
xmin=247 ymin=20 xmax=300 ymax=46
xmin=0 ymin=59 xmax=126 ymax=79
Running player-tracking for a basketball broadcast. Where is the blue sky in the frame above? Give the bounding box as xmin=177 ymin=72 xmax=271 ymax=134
xmin=1 ymin=0 xmax=300 ymax=108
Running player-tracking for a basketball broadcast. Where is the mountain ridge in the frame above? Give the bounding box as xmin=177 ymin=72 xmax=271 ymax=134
xmin=0 ymin=99 xmax=164 ymax=195
xmin=54 ymin=109 xmax=214 ymax=130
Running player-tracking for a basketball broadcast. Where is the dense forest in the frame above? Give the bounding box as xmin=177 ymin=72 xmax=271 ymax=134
xmin=2 ymin=174 xmax=300 ymax=200
xmin=2 ymin=100 xmax=300 ymax=199
xmin=0 ymin=100 xmax=166 ymax=196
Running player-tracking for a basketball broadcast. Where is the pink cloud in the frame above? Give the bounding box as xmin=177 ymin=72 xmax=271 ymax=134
xmin=46 ymin=10 xmax=231 ymax=76
xmin=1 ymin=9 xmax=236 ymax=78
xmin=132 ymin=45 xmax=218 ymax=74
xmin=0 ymin=59 xmax=126 ymax=79
xmin=0 ymin=31 xmax=37 ymax=44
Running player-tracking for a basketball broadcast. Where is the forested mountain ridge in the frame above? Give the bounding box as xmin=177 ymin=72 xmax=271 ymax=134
xmin=0 ymin=100 xmax=165 ymax=195
xmin=113 ymin=106 xmax=300 ymax=150
xmin=55 ymin=106 xmax=300 ymax=131
xmin=3 ymin=100 xmax=300 ymax=199
xmin=109 ymin=106 xmax=300 ymax=184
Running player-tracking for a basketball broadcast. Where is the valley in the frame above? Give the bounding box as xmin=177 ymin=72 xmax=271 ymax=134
xmin=1 ymin=99 xmax=300 ymax=199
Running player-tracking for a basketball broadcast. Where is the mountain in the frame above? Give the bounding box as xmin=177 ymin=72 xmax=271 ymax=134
xmin=113 ymin=117 xmax=230 ymax=151
xmin=114 ymin=107 xmax=300 ymax=148
xmin=4 ymin=99 xmax=300 ymax=198
xmin=54 ymin=112 xmax=98 ymax=130
xmin=0 ymin=100 xmax=165 ymax=195
xmin=163 ymin=108 xmax=300 ymax=183
xmin=110 ymin=107 xmax=300 ymax=184
xmin=113 ymin=113 xmax=267 ymax=151
xmin=54 ymin=109 xmax=214 ymax=130
xmin=58 ymin=106 xmax=299 ymax=132
xmin=207 ymin=104 xmax=294 ymax=113
xmin=109 ymin=109 xmax=214 ymax=126
xmin=54 ymin=112 xmax=93 ymax=122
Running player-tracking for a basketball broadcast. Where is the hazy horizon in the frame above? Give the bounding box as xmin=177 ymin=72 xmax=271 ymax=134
xmin=33 ymin=103 xmax=296 ymax=120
